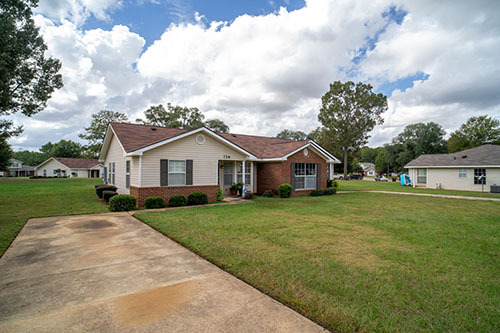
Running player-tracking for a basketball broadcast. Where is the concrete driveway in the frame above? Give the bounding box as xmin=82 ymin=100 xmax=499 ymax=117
xmin=0 ymin=213 xmax=325 ymax=332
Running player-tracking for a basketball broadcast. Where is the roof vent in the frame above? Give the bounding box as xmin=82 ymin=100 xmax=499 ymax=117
xmin=151 ymin=127 xmax=157 ymax=131
xmin=462 ymin=155 xmax=467 ymax=158
xmin=232 ymin=134 xmax=237 ymax=137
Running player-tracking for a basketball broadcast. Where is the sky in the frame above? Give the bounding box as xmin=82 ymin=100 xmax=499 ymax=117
xmin=8 ymin=0 xmax=500 ymax=151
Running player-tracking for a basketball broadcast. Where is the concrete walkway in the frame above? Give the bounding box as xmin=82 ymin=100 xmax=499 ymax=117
xmin=339 ymin=190 xmax=500 ymax=202
xmin=0 ymin=213 xmax=325 ymax=332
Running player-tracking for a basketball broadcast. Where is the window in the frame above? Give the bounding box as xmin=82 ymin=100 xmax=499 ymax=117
xmin=417 ymin=169 xmax=427 ymax=184
xmin=108 ymin=163 xmax=115 ymax=184
xmin=112 ymin=163 xmax=115 ymax=185
xmin=125 ymin=161 xmax=130 ymax=189
xmin=237 ymin=162 xmax=251 ymax=185
xmin=168 ymin=160 xmax=186 ymax=185
xmin=474 ymin=168 xmax=486 ymax=184
xmin=459 ymin=169 xmax=467 ymax=179
xmin=295 ymin=163 xmax=316 ymax=190
xmin=108 ymin=163 xmax=111 ymax=184
xmin=43 ymin=169 xmax=47 ymax=177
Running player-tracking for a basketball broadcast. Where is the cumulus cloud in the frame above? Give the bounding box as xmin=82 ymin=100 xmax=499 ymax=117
xmin=35 ymin=0 xmax=122 ymax=25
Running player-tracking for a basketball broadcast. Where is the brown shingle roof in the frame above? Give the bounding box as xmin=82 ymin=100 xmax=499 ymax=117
xmin=109 ymin=123 xmax=312 ymax=159
xmin=54 ymin=157 xmax=101 ymax=169
xmin=405 ymin=144 xmax=500 ymax=167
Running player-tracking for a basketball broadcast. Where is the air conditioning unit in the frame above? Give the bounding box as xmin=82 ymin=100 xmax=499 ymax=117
xmin=491 ymin=185 xmax=500 ymax=193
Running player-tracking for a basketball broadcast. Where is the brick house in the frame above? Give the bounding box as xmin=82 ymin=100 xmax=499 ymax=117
xmin=99 ymin=123 xmax=340 ymax=206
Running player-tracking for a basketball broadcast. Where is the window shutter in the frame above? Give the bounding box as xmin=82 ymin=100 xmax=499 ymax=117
xmin=161 ymin=159 xmax=168 ymax=186
xmin=103 ymin=167 xmax=107 ymax=183
xmin=186 ymin=160 xmax=193 ymax=185
xmin=125 ymin=161 xmax=130 ymax=189
xmin=290 ymin=163 xmax=296 ymax=189
xmin=316 ymin=163 xmax=321 ymax=189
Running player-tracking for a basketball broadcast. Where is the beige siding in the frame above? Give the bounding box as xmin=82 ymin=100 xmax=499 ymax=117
xmin=130 ymin=156 xmax=140 ymax=187
xmin=75 ymin=170 xmax=88 ymax=178
xmin=141 ymin=133 xmax=247 ymax=187
xmin=36 ymin=159 xmax=71 ymax=177
xmin=104 ymin=134 xmax=130 ymax=194
xmin=410 ymin=167 xmax=500 ymax=192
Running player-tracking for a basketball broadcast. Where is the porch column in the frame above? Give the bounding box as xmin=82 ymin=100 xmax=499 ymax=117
xmin=233 ymin=162 xmax=237 ymax=184
xmin=242 ymin=160 xmax=246 ymax=197
xmin=250 ymin=162 xmax=254 ymax=193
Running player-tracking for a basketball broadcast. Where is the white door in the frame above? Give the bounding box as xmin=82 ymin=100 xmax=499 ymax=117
xmin=223 ymin=162 xmax=233 ymax=195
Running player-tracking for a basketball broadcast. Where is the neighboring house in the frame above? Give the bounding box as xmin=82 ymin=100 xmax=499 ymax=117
xmin=0 ymin=159 xmax=35 ymax=177
xmin=360 ymin=162 xmax=376 ymax=176
xmin=35 ymin=157 xmax=103 ymax=178
xmin=405 ymin=144 xmax=500 ymax=192
xmin=99 ymin=122 xmax=341 ymax=206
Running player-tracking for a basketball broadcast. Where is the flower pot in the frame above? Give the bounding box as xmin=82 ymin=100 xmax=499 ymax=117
xmin=230 ymin=189 xmax=237 ymax=195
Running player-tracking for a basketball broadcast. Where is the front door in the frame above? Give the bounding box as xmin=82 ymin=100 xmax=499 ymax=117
xmin=223 ymin=162 xmax=233 ymax=195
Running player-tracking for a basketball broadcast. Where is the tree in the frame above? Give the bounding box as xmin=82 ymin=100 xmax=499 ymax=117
xmin=49 ymin=140 xmax=83 ymax=158
xmin=276 ymin=129 xmax=307 ymax=141
xmin=318 ymin=81 xmax=387 ymax=179
xmin=12 ymin=150 xmax=47 ymax=166
xmin=40 ymin=141 xmax=54 ymax=155
xmin=0 ymin=139 xmax=13 ymax=171
xmin=351 ymin=158 xmax=363 ymax=173
xmin=205 ymin=119 xmax=229 ymax=133
xmin=79 ymin=110 xmax=128 ymax=158
xmin=374 ymin=149 xmax=388 ymax=174
xmin=390 ymin=122 xmax=447 ymax=170
xmin=359 ymin=146 xmax=381 ymax=163
xmin=307 ymin=127 xmax=322 ymax=141
xmin=137 ymin=104 xmax=205 ymax=129
xmin=0 ymin=0 xmax=63 ymax=138
xmin=448 ymin=115 xmax=500 ymax=153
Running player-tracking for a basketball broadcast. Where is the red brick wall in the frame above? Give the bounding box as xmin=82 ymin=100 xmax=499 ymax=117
xmin=130 ymin=185 xmax=219 ymax=207
xmin=256 ymin=148 xmax=328 ymax=196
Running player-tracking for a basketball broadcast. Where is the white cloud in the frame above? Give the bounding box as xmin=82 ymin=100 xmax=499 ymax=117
xmin=35 ymin=0 xmax=121 ymax=25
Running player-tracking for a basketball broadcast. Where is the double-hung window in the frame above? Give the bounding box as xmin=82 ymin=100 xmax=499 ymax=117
xmin=237 ymin=162 xmax=251 ymax=185
xmin=458 ymin=169 xmax=467 ymax=179
xmin=168 ymin=160 xmax=186 ymax=185
xmin=295 ymin=163 xmax=316 ymax=190
xmin=474 ymin=168 xmax=486 ymax=184
xmin=417 ymin=169 xmax=427 ymax=184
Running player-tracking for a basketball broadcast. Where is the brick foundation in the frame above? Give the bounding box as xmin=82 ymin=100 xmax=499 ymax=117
xmin=130 ymin=185 xmax=220 ymax=207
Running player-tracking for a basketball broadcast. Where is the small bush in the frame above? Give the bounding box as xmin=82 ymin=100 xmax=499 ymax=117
xmin=102 ymin=190 xmax=118 ymax=202
xmin=310 ymin=189 xmax=324 ymax=196
xmin=96 ymin=185 xmax=117 ymax=198
xmin=109 ymin=194 xmax=136 ymax=212
xmin=244 ymin=192 xmax=253 ymax=199
xmin=329 ymin=187 xmax=337 ymax=195
xmin=188 ymin=192 xmax=208 ymax=205
xmin=262 ymin=190 xmax=274 ymax=197
xmin=216 ymin=189 xmax=224 ymax=201
xmin=144 ymin=196 xmax=166 ymax=209
xmin=323 ymin=187 xmax=337 ymax=195
xmin=332 ymin=180 xmax=339 ymax=188
xmin=278 ymin=183 xmax=293 ymax=198
xmin=169 ymin=195 xmax=187 ymax=207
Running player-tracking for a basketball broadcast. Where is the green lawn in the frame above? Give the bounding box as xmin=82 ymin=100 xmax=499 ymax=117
xmin=338 ymin=179 xmax=500 ymax=198
xmin=0 ymin=177 xmax=108 ymax=256
xmin=136 ymin=194 xmax=500 ymax=332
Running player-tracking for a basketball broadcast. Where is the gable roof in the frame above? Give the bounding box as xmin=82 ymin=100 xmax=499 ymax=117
xmin=405 ymin=144 xmax=500 ymax=167
xmin=36 ymin=157 xmax=102 ymax=170
xmin=101 ymin=122 xmax=340 ymax=162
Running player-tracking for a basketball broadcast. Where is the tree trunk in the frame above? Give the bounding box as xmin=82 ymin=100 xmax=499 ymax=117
xmin=343 ymin=149 xmax=348 ymax=179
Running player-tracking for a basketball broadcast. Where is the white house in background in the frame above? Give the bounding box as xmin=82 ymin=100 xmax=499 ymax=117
xmin=35 ymin=157 xmax=103 ymax=178
xmin=0 ymin=159 xmax=35 ymax=177
xmin=405 ymin=144 xmax=500 ymax=192
xmin=360 ymin=162 xmax=376 ymax=176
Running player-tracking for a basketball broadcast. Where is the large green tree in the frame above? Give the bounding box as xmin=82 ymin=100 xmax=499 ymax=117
xmin=205 ymin=119 xmax=230 ymax=133
xmin=79 ymin=110 xmax=128 ymax=158
xmin=137 ymin=104 xmax=205 ymax=129
xmin=318 ymin=81 xmax=387 ymax=178
xmin=0 ymin=139 xmax=13 ymax=171
xmin=48 ymin=140 xmax=83 ymax=158
xmin=276 ymin=129 xmax=307 ymax=141
xmin=359 ymin=146 xmax=382 ymax=163
xmin=374 ymin=148 xmax=388 ymax=174
xmin=448 ymin=115 xmax=500 ymax=153
xmin=12 ymin=150 xmax=47 ymax=166
xmin=0 ymin=0 xmax=63 ymax=139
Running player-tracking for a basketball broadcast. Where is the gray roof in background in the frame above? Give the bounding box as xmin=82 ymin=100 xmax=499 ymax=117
xmin=405 ymin=144 xmax=500 ymax=167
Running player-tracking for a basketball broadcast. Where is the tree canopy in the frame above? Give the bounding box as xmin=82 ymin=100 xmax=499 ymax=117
xmin=137 ymin=104 xmax=205 ymax=129
xmin=79 ymin=110 xmax=128 ymax=158
xmin=318 ymin=81 xmax=387 ymax=178
xmin=276 ymin=129 xmax=307 ymax=141
xmin=205 ymin=119 xmax=229 ymax=133
xmin=0 ymin=0 xmax=63 ymax=139
xmin=12 ymin=150 xmax=47 ymax=166
xmin=448 ymin=115 xmax=500 ymax=153
xmin=48 ymin=140 xmax=83 ymax=158
xmin=0 ymin=139 xmax=13 ymax=171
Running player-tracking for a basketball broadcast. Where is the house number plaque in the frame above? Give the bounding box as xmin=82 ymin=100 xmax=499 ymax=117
xmin=223 ymin=155 xmax=231 ymax=159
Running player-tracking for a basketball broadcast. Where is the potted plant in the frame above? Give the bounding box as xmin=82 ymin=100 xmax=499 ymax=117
xmin=230 ymin=183 xmax=238 ymax=195
xmin=236 ymin=183 xmax=243 ymax=195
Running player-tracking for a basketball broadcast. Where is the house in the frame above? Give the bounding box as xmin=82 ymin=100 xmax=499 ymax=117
xmin=0 ymin=159 xmax=35 ymax=177
xmin=360 ymin=162 xmax=376 ymax=176
xmin=405 ymin=144 xmax=500 ymax=192
xmin=35 ymin=157 xmax=103 ymax=178
xmin=99 ymin=123 xmax=341 ymax=205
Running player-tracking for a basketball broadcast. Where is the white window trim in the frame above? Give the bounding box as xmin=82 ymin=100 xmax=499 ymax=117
xmin=458 ymin=169 xmax=467 ymax=179
xmin=295 ymin=163 xmax=317 ymax=190
xmin=168 ymin=160 xmax=186 ymax=186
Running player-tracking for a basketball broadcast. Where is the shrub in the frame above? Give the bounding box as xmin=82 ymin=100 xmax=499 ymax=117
xmin=310 ymin=189 xmax=324 ymax=196
xmin=216 ymin=189 xmax=224 ymax=201
xmin=169 ymin=195 xmax=187 ymax=207
xmin=96 ymin=185 xmax=117 ymax=198
xmin=323 ymin=187 xmax=336 ymax=195
xmin=102 ymin=190 xmax=118 ymax=203
xmin=332 ymin=180 xmax=339 ymax=188
xmin=144 ymin=196 xmax=166 ymax=209
xmin=278 ymin=183 xmax=293 ymax=198
xmin=109 ymin=195 xmax=136 ymax=212
xmin=329 ymin=187 xmax=337 ymax=195
xmin=188 ymin=192 xmax=208 ymax=205
xmin=262 ymin=190 xmax=274 ymax=197
xmin=244 ymin=192 xmax=253 ymax=199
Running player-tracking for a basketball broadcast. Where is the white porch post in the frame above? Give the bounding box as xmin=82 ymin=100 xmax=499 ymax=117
xmin=242 ymin=160 xmax=246 ymax=197
xmin=233 ymin=161 xmax=237 ymax=184
xmin=250 ymin=161 xmax=254 ymax=193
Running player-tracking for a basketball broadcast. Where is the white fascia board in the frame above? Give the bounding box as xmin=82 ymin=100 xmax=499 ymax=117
xmin=405 ymin=165 xmax=500 ymax=169
xmin=309 ymin=140 xmax=341 ymax=163
xmin=126 ymin=127 xmax=257 ymax=159
xmin=98 ymin=124 xmax=127 ymax=162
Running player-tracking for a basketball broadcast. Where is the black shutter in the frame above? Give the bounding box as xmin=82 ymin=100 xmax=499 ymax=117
xmin=103 ymin=167 xmax=107 ymax=183
xmin=316 ymin=163 xmax=321 ymax=189
xmin=186 ymin=160 xmax=193 ymax=185
xmin=290 ymin=163 xmax=296 ymax=189
xmin=125 ymin=161 xmax=130 ymax=189
xmin=161 ymin=159 xmax=168 ymax=186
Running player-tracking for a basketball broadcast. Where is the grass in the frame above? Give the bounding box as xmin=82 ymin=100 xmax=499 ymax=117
xmin=0 ymin=177 xmax=108 ymax=256
xmin=338 ymin=179 xmax=500 ymax=198
xmin=136 ymin=194 xmax=500 ymax=332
